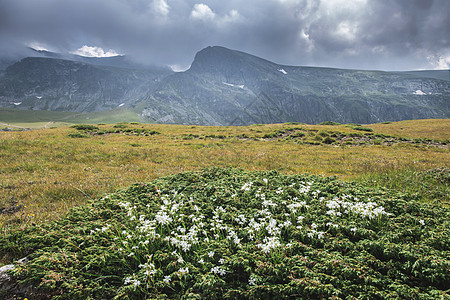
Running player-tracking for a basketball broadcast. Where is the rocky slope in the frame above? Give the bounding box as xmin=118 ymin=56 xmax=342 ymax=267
xmin=0 ymin=46 xmax=448 ymax=124
xmin=139 ymin=46 xmax=449 ymax=125
xmin=0 ymin=56 xmax=172 ymax=112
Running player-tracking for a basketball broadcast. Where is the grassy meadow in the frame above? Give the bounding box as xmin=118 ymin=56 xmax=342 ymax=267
xmin=1 ymin=119 xmax=448 ymax=236
xmin=0 ymin=118 xmax=449 ymax=298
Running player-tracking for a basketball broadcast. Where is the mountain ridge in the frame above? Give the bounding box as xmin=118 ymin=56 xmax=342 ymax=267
xmin=0 ymin=46 xmax=448 ymax=124
xmin=139 ymin=46 xmax=449 ymax=125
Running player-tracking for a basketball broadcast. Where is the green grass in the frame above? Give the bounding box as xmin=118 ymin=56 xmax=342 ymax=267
xmin=0 ymin=107 xmax=142 ymax=129
xmin=1 ymin=168 xmax=448 ymax=299
xmin=0 ymin=119 xmax=448 ymax=298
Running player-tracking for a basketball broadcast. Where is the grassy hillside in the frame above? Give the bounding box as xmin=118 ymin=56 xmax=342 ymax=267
xmin=1 ymin=119 xmax=448 ymax=235
xmin=0 ymin=119 xmax=448 ymax=298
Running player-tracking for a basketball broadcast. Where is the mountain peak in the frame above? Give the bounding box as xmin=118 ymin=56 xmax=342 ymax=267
xmin=189 ymin=46 xmax=241 ymax=73
xmin=188 ymin=46 xmax=277 ymax=77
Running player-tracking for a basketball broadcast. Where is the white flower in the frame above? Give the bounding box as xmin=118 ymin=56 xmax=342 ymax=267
xmin=263 ymin=178 xmax=268 ymax=184
xmin=163 ymin=275 xmax=171 ymax=283
xmin=350 ymin=227 xmax=357 ymax=232
xmin=208 ymin=251 xmax=215 ymax=258
xmin=248 ymin=275 xmax=257 ymax=285
xmin=211 ymin=266 xmax=226 ymax=276
xmin=241 ymin=182 xmax=253 ymax=191
xmin=155 ymin=210 xmax=173 ymax=225
xmin=124 ymin=275 xmax=140 ymax=286
xmin=178 ymin=267 xmax=189 ymax=274
xmin=257 ymin=236 xmax=281 ymax=253
xmin=219 ymin=258 xmax=225 ymax=264
xmin=198 ymin=258 xmax=204 ymax=264
xmin=419 ymin=219 xmax=425 ymax=226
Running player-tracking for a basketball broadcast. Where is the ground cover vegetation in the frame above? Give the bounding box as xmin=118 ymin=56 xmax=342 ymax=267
xmin=0 ymin=119 xmax=449 ymax=298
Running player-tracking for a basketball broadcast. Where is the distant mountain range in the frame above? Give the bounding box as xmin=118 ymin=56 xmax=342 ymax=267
xmin=0 ymin=46 xmax=448 ymax=125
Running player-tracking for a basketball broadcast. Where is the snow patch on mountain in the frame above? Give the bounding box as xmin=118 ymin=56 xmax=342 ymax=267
xmin=223 ymin=82 xmax=244 ymax=89
xmin=413 ymin=90 xmax=427 ymax=95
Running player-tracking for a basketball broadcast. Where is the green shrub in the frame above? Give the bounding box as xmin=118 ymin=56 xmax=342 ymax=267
xmin=4 ymin=168 xmax=448 ymax=299
xmin=68 ymin=133 xmax=88 ymax=138
xmin=318 ymin=121 xmax=341 ymax=125
xmin=322 ymin=136 xmax=336 ymax=144
xmin=351 ymin=126 xmax=373 ymax=132
xmin=70 ymin=124 xmax=99 ymax=131
xmin=318 ymin=130 xmax=329 ymax=137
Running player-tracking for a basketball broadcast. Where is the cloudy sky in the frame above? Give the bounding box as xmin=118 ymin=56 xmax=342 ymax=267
xmin=0 ymin=0 xmax=449 ymax=71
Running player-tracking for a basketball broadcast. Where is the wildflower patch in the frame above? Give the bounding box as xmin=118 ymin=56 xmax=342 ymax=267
xmin=2 ymin=168 xmax=449 ymax=299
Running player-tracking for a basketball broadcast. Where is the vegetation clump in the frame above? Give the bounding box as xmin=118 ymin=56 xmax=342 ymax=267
xmin=350 ymin=126 xmax=374 ymax=132
xmin=71 ymin=123 xmax=160 ymax=136
xmin=2 ymin=168 xmax=448 ymax=299
xmin=70 ymin=124 xmax=99 ymax=131
xmin=67 ymin=133 xmax=89 ymax=138
xmin=318 ymin=121 xmax=341 ymax=125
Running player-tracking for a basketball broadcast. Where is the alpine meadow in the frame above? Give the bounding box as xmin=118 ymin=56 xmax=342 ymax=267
xmin=1 ymin=0 xmax=450 ymax=297
xmin=0 ymin=119 xmax=449 ymax=299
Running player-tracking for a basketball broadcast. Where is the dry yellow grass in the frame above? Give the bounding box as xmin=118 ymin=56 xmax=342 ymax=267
xmin=1 ymin=120 xmax=448 ymax=236
xmin=367 ymin=119 xmax=450 ymax=140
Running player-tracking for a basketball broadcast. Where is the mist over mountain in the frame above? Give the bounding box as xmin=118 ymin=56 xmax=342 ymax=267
xmin=0 ymin=54 xmax=172 ymax=112
xmin=0 ymin=46 xmax=448 ymax=124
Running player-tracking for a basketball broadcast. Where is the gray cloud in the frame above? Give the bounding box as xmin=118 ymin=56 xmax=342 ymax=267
xmin=0 ymin=0 xmax=449 ymax=70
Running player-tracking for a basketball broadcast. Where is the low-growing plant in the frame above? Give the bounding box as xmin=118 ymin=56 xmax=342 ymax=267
xmin=318 ymin=130 xmax=329 ymax=137
xmin=2 ymin=168 xmax=448 ymax=299
xmin=318 ymin=121 xmax=341 ymax=125
xmin=67 ymin=133 xmax=89 ymax=138
xmin=70 ymin=124 xmax=99 ymax=131
xmin=322 ymin=136 xmax=336 ymax=144
xmin=351 ymin=126 xmax=373 ymax=132
xmin=113 ymin=124 xmax=128 ymax=129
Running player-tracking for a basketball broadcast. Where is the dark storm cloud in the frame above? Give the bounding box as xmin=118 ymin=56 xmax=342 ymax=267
xmin=0 ymin=0 xmax=448 ymax=70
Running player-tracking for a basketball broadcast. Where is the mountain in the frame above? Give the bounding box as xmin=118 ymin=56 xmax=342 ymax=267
xmin=0 ymin=55 xmax=172 ymax=112
xmin=0 ymin=46 xmax=448 ymax=124
xmin=138 ymin=46 xmax=449 ymax=125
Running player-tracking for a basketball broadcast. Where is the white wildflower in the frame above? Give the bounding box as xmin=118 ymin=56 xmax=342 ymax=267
xmin=211 ymin=266 xmax=227 ymax=276
xmin=241 ymin=182 xmax=253 ymax=191
xmin=155 ymin=210 xmax=173 ymax=225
